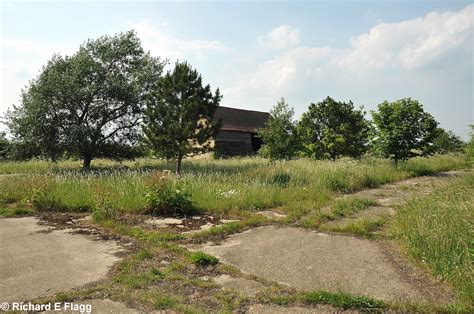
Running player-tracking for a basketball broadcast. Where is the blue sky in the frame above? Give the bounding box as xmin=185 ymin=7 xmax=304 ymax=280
xmin=1 ymin=0 xmax=473 ymax=138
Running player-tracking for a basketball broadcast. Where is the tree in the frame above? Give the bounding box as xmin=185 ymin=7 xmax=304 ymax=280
xmin=258 ymin=98 xmax=299 ymax=160
xmin=432 ymin=128 xmax=464 ymax=154
xmin=142 ymin=61 xmax=222 ymax=174
xmin=6 ymin=31 xmax=164 ymax=169
xmin=0 ymin=132 xmax=10 ymax=160
xmin=466 ymin=125 xmax=474 ymax=163
xmin=371 ymin=98 xmax=439 ymax=166
xmin=298 ymin=97 xmax=371 ymax=160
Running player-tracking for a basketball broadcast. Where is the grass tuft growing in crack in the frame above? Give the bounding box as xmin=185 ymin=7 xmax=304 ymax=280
xmin=190 ymin=251 xmax=219 ymax=266
xmin=301 ymin=290 xmax=387 ymax=310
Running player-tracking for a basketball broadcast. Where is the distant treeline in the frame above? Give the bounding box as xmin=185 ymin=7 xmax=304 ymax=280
xmin=0 ymin=31 xmax=471 ymax=172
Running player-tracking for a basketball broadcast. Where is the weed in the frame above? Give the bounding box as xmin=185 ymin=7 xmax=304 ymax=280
xmin=154 ymin=294 xmax=177 ymax=310
xmin=144 ymin=172 xmax=195 ymax=216
xmin=137 ymin=249 xmax=153 ymax=260
xmin=330 ymin=197 xmax=378 ymax=219
xmin=190 ymin=251 xmax=219 ymax=266
xmin=301 ymin=290 xmax=387 ymax=310
xmin=0 ymin=206 xmax=35 ymax=217
xmin=323 ymin=218 xmax=386 ymax=238
xmin=271 ymin=171 xmax=291 ymax=187
xmin=92 ymin=187 xmax=119 ymax=222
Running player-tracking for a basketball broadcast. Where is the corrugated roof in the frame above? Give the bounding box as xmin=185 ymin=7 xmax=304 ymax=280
xmin=214 ymin=106 xmax=270 ymax=133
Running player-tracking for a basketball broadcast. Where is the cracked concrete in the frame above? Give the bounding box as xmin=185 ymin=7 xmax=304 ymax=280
xmin=0 ymin=217 xmax=123 ymax=302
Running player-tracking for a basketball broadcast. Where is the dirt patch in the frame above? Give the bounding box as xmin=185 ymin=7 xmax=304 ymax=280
xmin=187 ymin=226 xmax=453 ymax=304
xmin=0 ymin=217 xmax=124 ymax=303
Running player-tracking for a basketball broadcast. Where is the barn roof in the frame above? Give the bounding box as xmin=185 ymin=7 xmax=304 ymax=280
xmin=214 ymin=106 xmax=270 ymax=133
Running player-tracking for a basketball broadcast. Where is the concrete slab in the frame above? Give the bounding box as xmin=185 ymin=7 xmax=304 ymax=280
xmin=255 ymin=211 xmax=287 ymax=219
xmin=145 ymin=217 xmax=183 ymax=228
xmin=213 ymin=274 xmax=265 ymax=296
xmin=189 ymin=226 xmax=447 ymax=303
xmin=0 ymin=217 xmax=122 ymax=302
xmin=248 ymin=304 xmax=348 ymax=314
xmin=41 ymin=299 xmax=140 ymax=314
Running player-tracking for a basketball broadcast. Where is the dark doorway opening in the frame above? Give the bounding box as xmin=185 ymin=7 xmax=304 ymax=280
xmin=251 ymin=133 xmax=263 ymax=152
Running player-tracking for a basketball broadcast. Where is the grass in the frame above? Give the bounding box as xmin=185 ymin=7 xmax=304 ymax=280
xmin=327 ymin=197 xmax=378 ymax=219
xmin=0 ymin=154 xmax=468 ymax=217
xmin=301 ymin=290 xmax=387 ymax=310
xmin=2 ymin=153 xmax=471 ymax=312
xmin=190 ymin=251 xmax=219 ymax=266
xmin=301 ymin=196 xmax=378 ymax=229
xmin=323 ymin=218 xmax=386 ymax=239
xmin=0 ymin=206 xmax=35 ymax=217
xmin=258 ymin=289 xmax=387 ymax=311
xmin=390 ymin=173 xmax=474 ymax=308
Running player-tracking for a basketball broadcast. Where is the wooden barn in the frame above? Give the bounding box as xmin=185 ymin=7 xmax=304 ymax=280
xmin=213 ymin=106 xmax=270 ymax=157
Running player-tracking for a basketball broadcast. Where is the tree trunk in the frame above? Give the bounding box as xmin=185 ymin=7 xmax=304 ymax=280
xmin=175 ymin=155 xmax=183 ymax=175
xmin=393 ymin=158 xmax=398 ymax=169
xmin=83 ymin=154 xmax=92 ymax=170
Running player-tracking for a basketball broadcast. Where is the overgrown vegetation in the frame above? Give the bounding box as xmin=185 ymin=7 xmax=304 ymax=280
xmin=258 ymin=289 xmax=387 ymax=311
xmin=144 ymin=172 xmax=195 ymax=216
xmin=391 ymin=173 xmax=474 ymax=308
xmin=0 ymin=154 xmax=467 ymax=216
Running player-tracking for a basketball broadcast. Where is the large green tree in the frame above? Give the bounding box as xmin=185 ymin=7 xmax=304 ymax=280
xmin=6 ymin=31 xmax=164 ymax=169
xmin=142 ymin=61 xmax=222 ymax=174
xmin=432 ymin=128 xmax=464 ymax=154
xmin=371 ymin=98 xmax=439 ymax=166
xmin=298 ymin=97 xmax=371 ymax=160
xmin=258 ymin=98 xmax=299 ymax=160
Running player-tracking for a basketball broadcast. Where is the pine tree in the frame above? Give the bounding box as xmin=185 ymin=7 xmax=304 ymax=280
xmin=142 ymin=62 xmax=222 ymax=174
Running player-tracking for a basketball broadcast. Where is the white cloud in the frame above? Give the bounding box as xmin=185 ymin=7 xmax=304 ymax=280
xmin=1 ymin=20 xmax=230 ymax=116
xmin=229 ymin=4 xmax=473 ymax=98
xmin=337 ymin=4 xmax=473 ymax=70
xmin=131 ymin=19 xmax=230 ymax=61
xmin=224 ymin=5 xmax=473 ymax=138
xmin=258 ymin=25 xmax=300 ymax=49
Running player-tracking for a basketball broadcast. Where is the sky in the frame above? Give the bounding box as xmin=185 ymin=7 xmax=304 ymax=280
xmin=1 ymin=0 xmax=473 ymax=138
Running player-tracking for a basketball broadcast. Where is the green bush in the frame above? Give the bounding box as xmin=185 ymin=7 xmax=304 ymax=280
xmin=190 ymin=251 xmax=219 ymax=266
xmin=144 ymin=172 xmax=194 ymax=216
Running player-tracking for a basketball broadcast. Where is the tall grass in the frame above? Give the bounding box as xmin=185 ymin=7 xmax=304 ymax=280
xmin=391 ymin=174 xmax=474 ymax=307
xmin=0 ymin=154 xmax=469 ymax=216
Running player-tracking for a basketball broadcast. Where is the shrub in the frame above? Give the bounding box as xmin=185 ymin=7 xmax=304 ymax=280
xmin=23 ymin=175 xmax=58 ymax=210
xmin=190 ymin=251 xmax=219 ymax=266
xmin=144 ymin=172 xmax=194 ymax=216
xmin=92 ymin=187 xmax=119 ymax=222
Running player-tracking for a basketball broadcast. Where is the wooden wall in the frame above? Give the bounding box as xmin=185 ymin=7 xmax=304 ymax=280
xmin=215 ymin=131 xmax=254 ymax=156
